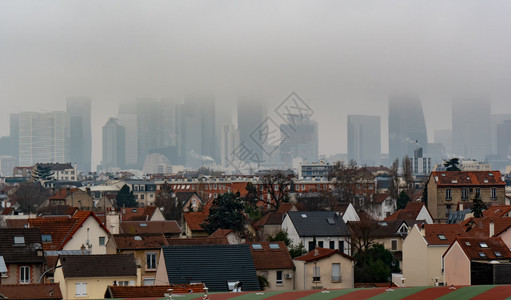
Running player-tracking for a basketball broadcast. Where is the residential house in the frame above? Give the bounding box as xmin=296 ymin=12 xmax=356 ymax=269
xmin=366 ymin=193 xmax=396 ymax=221
xmin=28 ymin=211 xmax=110 ymax=254
xmin=33 ymin=163 xmax=77 ymax=182
xmin=119 ymin=206 xmax=165 ymax=222
xmin=336 ymin=203 xmax=360 ymax=223
xmin=122 ymin=180 xmax=157 ymax=207
xmin=0 ymin=228 xmax=44 ymax=284
xmin=461 ymin=216 xmax=511 ymax=248
xmin=249 ymin=241 xmax=295 ymax=291
xmin=175 ymin=191 xmax=203 ymax=212
xmin=119 ymin=221 xmax=181 ymax=238
xmin=443 ymin=237 xmax=511 ymax=285
xmin=54 ymin=254 xmax=138 ymax=299
xmin=209 ymin=229 xmax=243 ymax=244
xmin=402 ymin=223 xmax=468 ymax=286
xmin=282 ymin=211 xmax=351 ymax=254
xmin=426 ymin=171 xmax=506 ymax=221
xmin=182 ymin=212 xmax=209 ymax=238
xmin=385 ymin=201 xmax=433 ymax=224
xmin=106 ymin=234 xmax=168 ymax=286
xmin=155 ymin=245 xmax=260 ymax=292
xmin=46 ymin=188 xmax=94 ymax=211
xmin=348 ymin=220 xmax=411 ymax=269
xmin=293 ymin=248 xmax=355 ymax=290
xmin=0 ymin=283 xmax=62 ymax=300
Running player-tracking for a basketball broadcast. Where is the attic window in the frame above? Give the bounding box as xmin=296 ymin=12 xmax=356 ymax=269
xmin=441 ymin=173 xmax=446 ymax=176
xmin=252 ymin=244 xmax=263 ymax=250
xmin=134 ymin=236 xmax=142 ymax=241
xmin=495 ymin=252 xmax=502 ymax=257
xmin=327 ymin=217 xmax=335 ymax=225
xmin=41 ymin=234 xmax=52 ymax=242
xmin=438 ymin=234 xmax=447 ymax=240
xmin=132 ymin=208 xmax=138 ymax=213
xmin=489 ymin=173 xmax=493 ymax=176
xmin=139 ymin=223 xmax=147 ymax=227
xmin=484 ymin=180 xmax=489 ymax=183
xmin=14 ymin=236 xmax=25 ymax=245
xmin=301 ymin=214 xmax=307 ymax=218
xmin=479 ymin=252 xmax=486 ymax=258
xmin=380 ymin=222 xmax=388 ymax=226
xmin=452 ymin=180 xmax=458 ymax=184
xmin=269 ymin=243 xmax=280 ymax=249
xmin=465 ymin=242 xmax=471 ymax=246
xmin=479 ymin=242 xmax=489 ymax=248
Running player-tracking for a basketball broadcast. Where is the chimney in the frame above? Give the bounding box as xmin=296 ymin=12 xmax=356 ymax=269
xmin=314 ymin=248 xmax=319 ymax=256
xmin=489 ymin=218 xmax=495 ymax=237
xmin=459 ymin=203 xmax=463 ymax=211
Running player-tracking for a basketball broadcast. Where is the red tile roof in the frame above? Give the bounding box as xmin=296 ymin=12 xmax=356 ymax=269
xmin=385 ymin=201 xmax=427 ymax=221
xmin=209 ymin=228 xmax=234 ymax=238
xmin=249 ymin=241 xmax=294 ymax=270
xmin=277 ymin=203 xmax=295 ymax=213
xmin=113 ymin=234 xmax=169 ymax=250
xmin=120 ymin=221 xmax=181 ymax=235
xmin=431 ymin=171 xmax=505 ymax=187
xmin=422 ymin=223 xmax=468 ymax=245
xmin=28 ymin=211 xmax=109 ymax=251
xmin=372 ymin=193 xmax=392 ymax=204
xmin=0 ymin=283 xmax=62 ymax=300
xmin=294 ymin=247 xmax=355 ymax=262
xmin=463 ymin=216 xmax=511 ymax=237
xmin=183 ymin=212 xmax=209 ymax=231
xmin=120 ymin=206 xmax=157 ymax=221
xmin=49 ymin=188 xmax=79 ymax=200
xmin=105 ymin=284 xmax=205 ymax=298
xmin=483 ymin=205 xmax=511 ymax=218
xmin=446 ymin=236 xmax=511 ymax=260
xmin=5 ymin=218 xmax=29 ymax=228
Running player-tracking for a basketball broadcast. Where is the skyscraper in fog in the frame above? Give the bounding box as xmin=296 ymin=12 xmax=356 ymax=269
xmin=13 ymin=111 xmax=69 ymax=166
xmin=497 ymin=120 xmax=511 ymax=159
xmin=237 ymin=96 xmax=265 ymax=164
xmin=279 ymin=114 xmax=318 ymax=168
xmin=221 ymin=123 xmax=240 ymax=167
xmin=179 ymin=94 xmax=216 ymax=167
xmin=388 ymin=95 xmax=428 ymax=161
xmin=66 ymin=97 xmax=92 ymax=173
xmin=101 ymin=117 xmax=125 ymax=170
xmin=348 ymin=115 xmax=381 ymax=166
xmin=452 ymin=97 xmax=490 ymax=161
xmin=118 ymin=102 xmax=138 ymax=169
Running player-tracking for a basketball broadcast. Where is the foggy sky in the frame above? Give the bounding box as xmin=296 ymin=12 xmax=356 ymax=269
xmin=1 ymin=0 xmax=511 ymax=170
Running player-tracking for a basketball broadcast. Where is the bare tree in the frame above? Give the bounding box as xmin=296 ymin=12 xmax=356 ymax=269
xmin=348 ymin=215 xmax=383 ymax=256
xmin=389 ymin=159 xmax=399 ymax=200
xmin=12 ymin=182 xmax=51 ymax=213
xmin=402 ymin=155 xmax=413 ymax=196
xmin=329 ymin=160 xmax=374 ymax=207
xmin=155 ymin=182 xmax=182 ymax=222
xmin=259 ymin=170 xmax=292 ymax=210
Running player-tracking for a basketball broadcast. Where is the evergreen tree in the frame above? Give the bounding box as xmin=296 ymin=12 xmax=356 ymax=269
xmin=444 ymin=158 xmax=461 ymax=171
xmin=472 ymin=190 xmax=487 ymax=218
xmin=32 ymin=165 xmax=55 ymax=181
xmin=201 ymin=192 xmax=245 ymax=234
xmin=155 ymin=182 xmax=182 ymax=221
xmin=397 ymin=190 xmax=411 ymax=210
xmin=116 ymin=184 xmax=138 ymax=208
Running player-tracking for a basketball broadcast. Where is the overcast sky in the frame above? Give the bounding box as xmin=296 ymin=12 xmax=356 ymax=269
xmin=1 ymin=0 xmax=511 ymax=169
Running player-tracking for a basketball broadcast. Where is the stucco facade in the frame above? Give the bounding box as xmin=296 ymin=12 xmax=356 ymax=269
xmin=62 ymin=217 xmax=109 ymax=254
xmin=443 ymin=242 xmax=471 ymax=286
xmin=257 ymin=269 xmax=294 ymax=291
xmin=293 ymin=252 xmax=354 ymax=290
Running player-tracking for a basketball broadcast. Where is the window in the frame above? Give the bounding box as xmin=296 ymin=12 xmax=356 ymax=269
xmin=339 ymin=241 xmax=344 ymax=253
xmin=313 ymin=266 xmax=321 ymax=282
xmin=99 ymin=236 xmax=106 ymax=246
xmin=495 ymin=252 xmax=502 ymax=258
xmin=276 ymin=270 xmax=283 ymax=285
xmin=391 ymin=240 xmax=398 ymax=251
xmin=269 ymin=243 xmax=280 ymax=249
xmin=479 ymin=242 xmax=489 ymax=248
xmin=75 ymin=282 xmax=87 ymax=296
xmin=143 ymin=278 xmax=155 ymax=286
xmin=141 ymin=194 xmax=145 ymax=200
xmin=491 ymin=188 xmax=497 ymax=199
xmin=446 ymin=188 xmax=452 ymax=200
xmin=438 ymin=234 xmax=447 ymax=240
xmin=14 ymin=236 xmax=25 ymax=245
xmin=117 ymin=280 xmax=131 ymax=286
xmin=252 ymin=244 xmax=263 ymax=250
xmin=146 ymin=252 xmax=157 ymax=270
xmin=19 ymin=266 xmax=30 ymax=284
xmin=41 ymin=234 xmax=52 ymax=242
xmin=462 ymin=188 xmax=468 ymax=200
xmin=318 ymin=241 xmax=324 ymax=248
xmin=308 ymin=241 xmax=315 ymax=252
xmin=331 ymin=263 xmax=341 ymax=282
xmin=479 ymin=252 xmax=486 ymax=258
xmin=330 ymin=241 xmax=335 ymax=249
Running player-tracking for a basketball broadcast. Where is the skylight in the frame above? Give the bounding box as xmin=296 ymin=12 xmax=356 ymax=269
xmin=494 ymin=252 xmax=502 ymax=257
xmin=465 ymin=242 xmax=471 ymax=246
xmin=134 ymin=236 xmax=142 ymax=241
xmin=301 ymin=214 xmax=307 ymax=218
xmin=252 ymin=244 xmax=263 ymax=250
xmin=326 ymin=217 xmax=335 ymax=224
xmin=41 ymin=234 xmax=52 ymax=242
xmin=14 ymin=236 xmax=25 ymax=245
xmin=479 ymin=252 xmax=486 ymax=258
xmin=269 ymin=243 xmax=280 ymax=249
xmin=479 ymin=242 xmax=489 ymax=248
xmin=139 ymin=223 xmax=147 ymax=227
xmin=438 ymin=234 xmax=447 ymax=240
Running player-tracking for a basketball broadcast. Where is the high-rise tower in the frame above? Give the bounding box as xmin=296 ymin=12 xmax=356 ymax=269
xmin=348 ymin=115 xmax=381 ymax=166
xmin=66 ymin=97 xmax=92 ymax=173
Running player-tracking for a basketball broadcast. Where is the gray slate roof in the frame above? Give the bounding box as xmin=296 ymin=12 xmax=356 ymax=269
xmin=0 ymin=228 xmax=44 ymax=264
xmin=286 ymin=211 xmax=351 ymax=237
xmin=161 ymin=244 xmax=260 ymax=292
xmin=60 ymin=254 xmax=137 ymax=278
